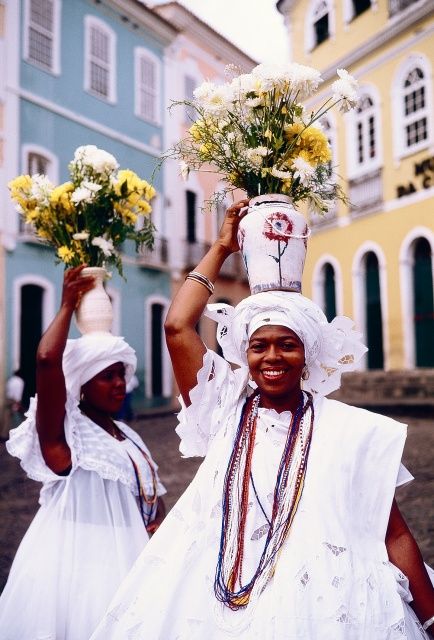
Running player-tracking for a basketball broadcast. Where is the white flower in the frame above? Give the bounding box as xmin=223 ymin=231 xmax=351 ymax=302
xmin=179 ymin=161 xmax=190 ymax=181
xmin=332 ymin=69 xmax=359 ymax=112
xmin=271 ymin=167 xmax=292 ymax=180
xmin=287 ymin=63 xmax=322 ymax=98
xmin=73 ymin=145 xmax=119 ymax=175
xmin=292 ymin=156 xmax=315 ymax=185
xmin=245 ymin=97 xmax=264 ymax=108
xmin=30 ymin=174 xmax=54 ymax=206
xmin=91 ymin=236 xmax=115 ymax=256
xmin=71 ymin=185 xmax=98 ymax=204
xmin=230 ymin=73 xmax=258 ymax=97
xmin=245 ymin=147 xmax=271 ymax=169
xmin=72 ymin=232 xmax=89 ymax=240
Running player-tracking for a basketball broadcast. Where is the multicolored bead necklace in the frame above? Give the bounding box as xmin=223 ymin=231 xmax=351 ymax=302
xmin=214 ymin=390 xmax=314 ymax=610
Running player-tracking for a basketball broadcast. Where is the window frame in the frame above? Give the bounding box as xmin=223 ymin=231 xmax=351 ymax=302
xmin=392 ymin=55 xmax=433 ymax=161
xmin=84 ymin=15 xmax=117 ymax=104
xmin=23 ymin=0 xmax=61 ymax=74
xmin=346 ymin=84 xmax=382 ymax=179
xmin=134 ymin=47 xmax=161 ymax=125
xmin=305 ymin=0 xmax=334 ymax=53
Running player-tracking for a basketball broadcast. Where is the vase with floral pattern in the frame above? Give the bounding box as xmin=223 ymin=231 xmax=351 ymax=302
xmin=238 ymin=194 xmax=310 ymax=295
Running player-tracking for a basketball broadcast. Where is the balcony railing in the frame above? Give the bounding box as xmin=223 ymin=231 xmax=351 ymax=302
xmin=183 ymin=240 xmax=247 ymax=281
xmin=389 ymin=0 xmax=418 ymax=17
xmin=348 ymin=168 xmax=383 ymax=217
xmin=137 ymin=236 xmax=169 ymax=268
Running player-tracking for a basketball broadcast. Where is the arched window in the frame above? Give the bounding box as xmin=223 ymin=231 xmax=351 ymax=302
xmin=84 ymin=16 xmax=116 ymax=103
xmin=134 ymin=48 xmax=161 ymax=124
xmin=364 ymin=252 xmax=384 ymax=370
xmin=323 ymin=263 xmax=337 ymax=321
xmin=412 ymin=238 xmax=434 ymax=367
xmin=306 ymin=0 xmax=333 ymax=52
xmin=20 ymin=146 xmax=58 ymax=235
xmin=393 ymin=56 xmax=432 ymax=159
xmin=355 ymin=94 xmax=377 ymax=168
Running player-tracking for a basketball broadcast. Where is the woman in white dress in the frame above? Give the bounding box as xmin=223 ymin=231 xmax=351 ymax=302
xmin=92 ymin=202 xmax=434 ymax=639
xmin=0 ymin=266 xmax=166 ymax=640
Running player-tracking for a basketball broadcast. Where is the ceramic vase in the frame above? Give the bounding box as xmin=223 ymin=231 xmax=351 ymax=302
xmin=237 ymin=194 xmax=310 ymax=295
xmin=75 ymin=266 xmax=113 ymax=335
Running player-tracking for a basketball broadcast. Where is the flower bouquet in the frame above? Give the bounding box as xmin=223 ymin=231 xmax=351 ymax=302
xmin=167 ymin=63 xmax=359 ymax=293
xmin=9 ymin=145 xmax=156 ymax=333
xmin=9 ymin=144 xmax=156 ymax=278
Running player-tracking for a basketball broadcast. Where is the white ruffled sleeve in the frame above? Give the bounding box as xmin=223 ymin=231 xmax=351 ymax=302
xmin=175 ymin=349 xmax=243 ymax=458
xmin=5 ymin=395 xmax=76 ymax=484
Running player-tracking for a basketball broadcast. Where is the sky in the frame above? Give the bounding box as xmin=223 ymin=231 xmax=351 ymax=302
xmin=151 ymin=0 xmax=289 ymax=64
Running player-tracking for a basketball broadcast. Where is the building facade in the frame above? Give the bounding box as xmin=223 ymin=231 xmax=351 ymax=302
xmin=0 ymin=0 xmax=177 ymax=413
xmin=153 ymin=1 xmax=255 ymax=350
xmin=278 ymin=0 xmax=434 ymax=372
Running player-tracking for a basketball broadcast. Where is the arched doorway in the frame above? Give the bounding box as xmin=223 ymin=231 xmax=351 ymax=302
xmin=412 ymin=238 xmax=434 ymax=367
xmin=364 ymin=252 xmax=384 ymax=370
xmin=151 ymin=302 xmax=164 ymax=398
xmin=323 ymin=263 xmax=336 ymax=321
xmin=19 ymin=284 xmax=43 ymax=408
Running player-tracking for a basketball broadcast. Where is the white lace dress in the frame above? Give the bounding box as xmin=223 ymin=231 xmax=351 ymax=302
xmin=92 ymin=350 xmax=431 ymax=640
xmin=0 ymin=394 xmax=166 ymax=640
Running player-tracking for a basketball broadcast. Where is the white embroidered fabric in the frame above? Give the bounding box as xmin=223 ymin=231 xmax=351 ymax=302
xmin=92 ymin=350 xmax=431 ymax=640
xmin=0 ymin=395 xmax=165 ymax=640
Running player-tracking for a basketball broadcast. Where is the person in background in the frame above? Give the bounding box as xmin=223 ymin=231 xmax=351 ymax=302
xmin=115 ymin=373 xmax=139 ymax=422
xmin=0 ymin=266 xmax=166 ymax=640
xmin=1 ymin=370 xmax=25 ymax=440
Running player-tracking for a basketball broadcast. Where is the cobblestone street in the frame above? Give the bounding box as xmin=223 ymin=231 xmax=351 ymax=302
xmin=1 ymin=408 xmax=433 ymax=592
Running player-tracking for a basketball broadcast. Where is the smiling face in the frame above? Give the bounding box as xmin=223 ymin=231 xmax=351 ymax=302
xmin=247 ymin=325 xmax=305 ymax=412
xmin=81 ymin=361 xmax=127 ymax=415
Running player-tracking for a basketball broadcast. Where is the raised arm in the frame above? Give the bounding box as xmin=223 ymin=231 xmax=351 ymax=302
xmin=386 ymin=499 xmax=434 ymax=637
xmin=164 ymin=198 xmax=249 ymax=405
xmin=36 ymin=266 xmax=95 ymax=474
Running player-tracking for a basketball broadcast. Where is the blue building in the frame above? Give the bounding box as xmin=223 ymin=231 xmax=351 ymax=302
xmin=0 ymin=0 xmax=178 ymax=412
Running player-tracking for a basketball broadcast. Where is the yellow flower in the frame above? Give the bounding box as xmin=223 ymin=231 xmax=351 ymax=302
xmin=138 ymin=200 xmax=152 ymax=215
xmin=57 ymin=246 xmax=75 ymax=263
xmin=8 ymin=175 xmax=32 ymax=194
xmin=189 ymin=121 xmax=206 ymax=142
xmin=284 ymin=123 xmax=331 ymax=165
xmin=50 ymin=182 xmax=74 ymax=213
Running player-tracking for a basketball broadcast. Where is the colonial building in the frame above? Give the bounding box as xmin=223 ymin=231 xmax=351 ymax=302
xmin=0 ymin=0 xmax=177 ymax=413
xmin=277 ymin=0 xmax=434 ymax=379
xmin=152 ymin=1 xmax=255 ymax=350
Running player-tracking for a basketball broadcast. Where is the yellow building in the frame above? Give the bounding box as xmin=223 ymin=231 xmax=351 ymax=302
xmin=277 ymin=0 xmax=434 ymax=373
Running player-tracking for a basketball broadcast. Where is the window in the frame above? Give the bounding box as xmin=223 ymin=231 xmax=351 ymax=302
xmin=412 ymin=238 xmax=434 ymax=367
xmin=393 ymin=56 xmax=432 ymax=159
xmin=313 ymin=1 xmax=329 ymax=46
xmin=20 ymin=147 xmax=58 ymax=234
xmin=24 ymin=0 xmax=60 ymax=73
xmin=353 ymin=0 xmax=371 ymax=17
xmin=84 ymin=16 xmax=116 ymax=102
xmin=135 ymin=48 xmax=160 ymax=124
xmin=355 ymin=94 xmax=376 ymax=167
xmin=323 ymin=263 xmax=337 ymax=321
xmin=364 ymin=251 xmax=384 ymax=370
xmin=403 ymin=67 xmax=428 ymax=149
xmin=184 ymin=75 xmax=196 ymax=122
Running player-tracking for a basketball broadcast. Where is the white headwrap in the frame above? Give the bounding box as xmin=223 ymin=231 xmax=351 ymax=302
xmin=62 ymin=333 xmax=137 ymax=401
xmin=205 ymin=291 xmax=367 ymax=396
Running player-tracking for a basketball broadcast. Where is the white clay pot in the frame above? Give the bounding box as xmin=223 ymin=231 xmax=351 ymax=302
xmin=238 ymin=194 xmax=310 ymax=295
xmin=75 ymin=266 xmax=113 ymax=335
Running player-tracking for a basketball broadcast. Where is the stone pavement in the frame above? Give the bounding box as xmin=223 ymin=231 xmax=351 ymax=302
xmin=0 ymin=408 xmax=433 ymax=592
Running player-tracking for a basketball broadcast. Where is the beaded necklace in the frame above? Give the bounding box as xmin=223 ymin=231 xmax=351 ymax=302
xmin=116 ymin=426 xmax=159 ymax=527
xmin=214 ymin=390 xmax=314 ymax=610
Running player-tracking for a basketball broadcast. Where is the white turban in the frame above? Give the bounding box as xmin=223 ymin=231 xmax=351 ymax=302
xmin=62 ymin=333 xmax=137 ymax=401
xmin=205 ymin=291 xmax=367 ymax=396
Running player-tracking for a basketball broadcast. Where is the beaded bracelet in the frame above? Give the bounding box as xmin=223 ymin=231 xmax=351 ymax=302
xmin=185 ymin=271 xmax=215 ymax=295
xmin=423 ymin=615 xmax=434 ymax=631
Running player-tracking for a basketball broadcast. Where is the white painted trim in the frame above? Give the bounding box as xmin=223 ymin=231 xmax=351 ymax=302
xmin=311 ymin=253 xmax=344 ymax=315
xmin=12 ymin=274 xmax=56 ymax=370
xmin=21 ymin=144 xmax=59 ymax=180
xmin=23 ymin=0 xmax=62 ymax=75
xmin=84 ymin=15 xmax=117 ymax=104
xmin=14 ymin=87 xmax=162 ymax=157
xmin=144 ymin=295 xmax=171 ymax=399
xmin=391 ymin=52 xmax=433 ymax=164
xmin=399 ymin=226 xmax=434 ymax=368
xmin=305 ymin=0 xmax=334 ymax=54
xmin=346 ymin=83 xmax=383 ymax=180
xmin=384 ymin=184 xmax=434 ymax=211
xmin=352 ymin=242 xmax=389 ymax=370
xmin=134 ymin=47 xmax=162 ymax=126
